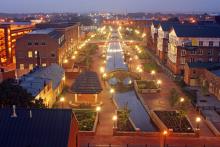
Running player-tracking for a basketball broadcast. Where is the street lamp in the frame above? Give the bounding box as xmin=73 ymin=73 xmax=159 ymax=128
xmin=180 ymin=97 xmax=185 ymax=103
xmin=163 ymin=130 xmax=168 ymax=147
xmin=100 ymin=67 xmax=105 ymax=74
xmin=151 ymin=70 xmax=156 ymax=80
xmin=196 ymin=117 xmax=201 ymax=129
xmin=96 ymin=106 xmax=101 ymax=112
xmin=60 ymin=97 xmax=65 ymax=109
xmin=112 ymin=115 xmax=117 ymax=128
xmin=110 ymin=88 xmax=115 ymax=98
xmin=157 ymin=80 xmax=162 ymax=88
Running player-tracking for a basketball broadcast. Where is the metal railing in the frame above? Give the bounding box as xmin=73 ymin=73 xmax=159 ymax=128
xmin=80 ymin=144 xmax=219 ymax=147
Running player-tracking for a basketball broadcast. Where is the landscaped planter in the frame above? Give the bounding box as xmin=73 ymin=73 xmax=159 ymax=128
xmin=151 ymin=110 xmax=196 ymax=137
xmin=73 ymin=109 xmax=99 ymax=136
xmin=134 ymin=80 xmax=160 ymax=94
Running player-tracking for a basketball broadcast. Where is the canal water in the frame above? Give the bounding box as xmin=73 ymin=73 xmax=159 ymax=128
xmin=105 ymin=36 xmax=157 ymax=131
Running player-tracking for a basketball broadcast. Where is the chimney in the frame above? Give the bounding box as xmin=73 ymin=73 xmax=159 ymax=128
xmin=11 ymin=105 xmax=17 ymax=118
xmin=29 ymin=110 xmax=32 ymax=118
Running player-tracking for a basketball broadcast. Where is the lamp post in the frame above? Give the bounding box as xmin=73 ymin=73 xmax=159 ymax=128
xmin=163 ymin=130 xmax=168 ymax=147
xmin=157 ymin=80 xmax=162 ymax=88
xmin=60 ymin=97 xmax=65 ymax=109
xmin=151 ymin=70 xmax=156 ymax=80
xmin=112 ymin=115 xmax=117 ymax=128
xmin=196 ymin=117 xmax=201 ymax=130
xmin=110 ymin=88 xmax=115 ymax=99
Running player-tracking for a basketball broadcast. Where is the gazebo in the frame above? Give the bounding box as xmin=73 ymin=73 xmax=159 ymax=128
xmin=71 ymin=71 xmax=103 ymax=104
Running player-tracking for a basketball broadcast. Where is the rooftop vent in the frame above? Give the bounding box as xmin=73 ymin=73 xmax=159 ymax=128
xmin=11 ymin=105 xmax=17 ymax=118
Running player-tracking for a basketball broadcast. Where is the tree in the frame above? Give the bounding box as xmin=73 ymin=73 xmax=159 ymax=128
xmin=0 ymin=79 xmax=46 ymax=108
xmin=169 ymin=88 xmax=179 ymax=107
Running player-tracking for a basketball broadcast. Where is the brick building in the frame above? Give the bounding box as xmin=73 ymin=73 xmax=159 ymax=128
xmin=167 ymin=25 xmax=220 ymax=75
xmin=156 ymin=22 xmax=180 ymax=63
xmin=184 ymin=62 xmax=220 ymax=100
xmin=16 ymin=28 xmax=65 ymax=76
xmin=0 ymin=22 xmax=35 ymax=66
xmin=19 ymin=64 xmax=65 ymax=107
xmin=150 ymin=21 xmax=160 ymax=52
xmin=36 ymin=22 xmax=80 ymax=54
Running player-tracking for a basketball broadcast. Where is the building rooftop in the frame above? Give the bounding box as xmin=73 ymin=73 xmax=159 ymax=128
xmin=28 ymin=28 xmax=64 ymax=40
xmin=20 ymin=64 xmax=64 ymax=97
xmin=71 ymin=71 xmax=102 ymax=94
xmin=29 ymin=28 xmax=55 ymax=35
xmin=172 ymin=24 xmax=220 ymax=38
xmin=0 ymin=108 xmax=73 ymax=147
xmin=36 ymin=22 xmax=78 ymax=29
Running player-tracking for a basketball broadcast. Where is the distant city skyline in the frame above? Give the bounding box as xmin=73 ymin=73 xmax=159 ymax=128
xmin=0 ymin=0 xmax=220 ymax=13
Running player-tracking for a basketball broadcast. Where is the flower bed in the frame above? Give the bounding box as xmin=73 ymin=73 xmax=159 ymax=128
xmin=117 ymin=110 xmax=135 ymax=132
xmin=74 ymin=110 xmax=97 ymax=131
xmin=154 ymin=111 xmax=194 ymax=133
xmin=134 ymin=80 xmax=160 ymax=93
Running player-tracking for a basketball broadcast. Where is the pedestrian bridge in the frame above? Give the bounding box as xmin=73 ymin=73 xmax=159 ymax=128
xmin=105 ymin=69 xmax=141 ymax=81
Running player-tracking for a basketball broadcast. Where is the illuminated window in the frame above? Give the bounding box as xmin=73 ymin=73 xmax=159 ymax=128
xmin=42 ymin=63 xmax=47 ymax=67
xmin=20 ymin=64 xmax=24 ymax=70
xmin=29 ymin=64 xmax=33 ymax=70
xmin=28 ymin=51 xmax=33 ymax=58
xmin=34 ymin=51 xmax=38 ymax=58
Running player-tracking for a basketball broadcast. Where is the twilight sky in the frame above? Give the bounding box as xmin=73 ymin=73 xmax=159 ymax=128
xmin=0 ymin=0 xmax=219 ymax=13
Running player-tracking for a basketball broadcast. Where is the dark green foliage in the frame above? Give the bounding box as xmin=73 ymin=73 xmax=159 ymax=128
xmin=74 ymin=110 xmax=96 ymax=131
xmin=169 ymin=88 xmax=180 ymax=107
xmin=0 ymin=79 xmax=45 ymax=108
xmin=117 ymin=103 xmax=134 ymax=131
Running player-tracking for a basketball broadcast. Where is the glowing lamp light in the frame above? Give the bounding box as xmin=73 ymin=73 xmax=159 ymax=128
xmin=112 ymin=115 xmax=117 ymax=121
xmin=96 ymin=106 xmax=101 ymax=112
xmin=180 ymin=97 xmax=185 ymax=103
xmin=196 ymin=117 xmax=201 ymax=123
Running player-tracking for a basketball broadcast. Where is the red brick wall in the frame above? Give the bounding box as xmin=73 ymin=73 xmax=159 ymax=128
xmin=68 ymin=114 xmax=79 ymax=147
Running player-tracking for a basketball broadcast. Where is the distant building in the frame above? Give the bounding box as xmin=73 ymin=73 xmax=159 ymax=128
xmin=0 ymin=108 xmax=78 ymax=147
xmin=167 ymin=24 xmax=220 ymax=75
xmin=19 ymin=64 xmax=65 ymax=107
xmin=0 ymin=22 xmax=35 ymax=66
xmin=184 ymin=62 xmax=220 ymax=100
xmin=16 ymin=28 xmax=65 ymax=76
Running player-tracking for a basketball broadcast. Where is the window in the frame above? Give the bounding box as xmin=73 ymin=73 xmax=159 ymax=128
xmin=181 ymin=50 xmax=186 ymax=56
xmin=190 ymin=50 xmax=196 ymax=55
xmin=34 ymin=51 xmax=38 ymax=58
xmin=209 ymin=58 xmax=213 ymax=62
xmin=208 ymin=49 xmax=213 ymax=55
xmin=20 ymin=64 xmax=24 ymax=70
xmin=34 ymin=42 xmax=39 ymax=46
xmin=42 ymin=63 xmax=47 ymax=67
xmin=197 ymin=49 xmax=203 ymax=55
xmin=27 ymin=42 xmax=32 ymax=46
xmin=51 ymin=52 xmax=55 ymax=57
xmin=209 ymin=41 xmax=214 ymax=47
xmin=29 ymin=64 xmax=33 ymax=70
xmin=28 ymin=51 xmax=33 ymax=58
xmin=180 ymin=58 xmax=185 ymax=64
xmin=190 ymin=58 xmax=195 ymax=63
xmin=41 ymin=42 xmax=46 ymax=45
xmin=199 ymin=41 xmax=203 ymax=46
